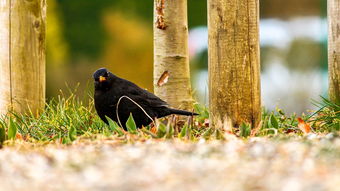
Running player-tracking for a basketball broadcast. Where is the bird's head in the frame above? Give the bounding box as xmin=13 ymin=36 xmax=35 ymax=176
xmin=93 ymin=68 xmax=111 ymax=91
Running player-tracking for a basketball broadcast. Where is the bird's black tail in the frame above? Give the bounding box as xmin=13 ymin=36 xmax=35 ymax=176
xmin=168 ymin=108 xmax=198 ymax=116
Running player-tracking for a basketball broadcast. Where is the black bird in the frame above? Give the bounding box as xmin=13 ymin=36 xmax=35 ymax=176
xmin=93 ymin=68 xmax=198 ymax=129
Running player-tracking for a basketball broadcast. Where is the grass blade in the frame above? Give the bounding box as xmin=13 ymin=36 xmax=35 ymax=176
xmin=8 ymin=118 xmax=17 ymax=140
xmin=0 ymin=122 xmax=6 ymax=144
xmin=68 ymin=126 xmax=77 ymax=141
xmin=179 ymin=125 xmax=187 ymax=138
xmin=268 ymin=114 xmax=279 ymax=129
xmin=239 ymin=123 xmax=251 ymax=138
xmin=157 ymin=122 xmax=167 ymax=138
xmin=106 ymin=117 xmax=124 ymax=136
xmin=126 ymin=113 xmax=137 ymax=134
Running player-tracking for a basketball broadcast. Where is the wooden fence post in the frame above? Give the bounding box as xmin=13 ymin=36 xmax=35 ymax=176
xmin=0 ymin=0 xmax=46 ymax=115
xmin=328 ymin=0 xmax=340 ymax=104
xmin=208 ymin=0 xmax=261 ymax=128
xmin=153 ymin=0 xmax=194 ymax=110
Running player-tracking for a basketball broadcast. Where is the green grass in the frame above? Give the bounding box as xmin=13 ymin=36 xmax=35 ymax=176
xmin=309 ymin=96 xmax=340 ymax=132
xmin=0 ymin=93 xmax=339 ymax=145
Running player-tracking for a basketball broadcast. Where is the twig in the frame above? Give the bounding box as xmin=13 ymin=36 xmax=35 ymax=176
xmin=116 ymin=96 xmax=155 ymax=128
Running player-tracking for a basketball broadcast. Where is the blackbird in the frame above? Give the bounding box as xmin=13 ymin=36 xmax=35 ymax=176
xmin=93 ymin=68 xmax=198 ymax=129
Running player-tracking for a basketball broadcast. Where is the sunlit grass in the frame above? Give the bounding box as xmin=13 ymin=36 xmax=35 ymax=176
xmin=0 ymin=92 xmax=339 ymax=145
xmin=0 ymin=93 xmax=104 ymax=144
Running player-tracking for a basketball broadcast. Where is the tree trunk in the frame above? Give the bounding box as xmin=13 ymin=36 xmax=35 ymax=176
xmin=153 ymin=0 xmax=194 ymax=110
xmin=0 ymin=0 xmax=46 ymax=116
xmin=328 ymin=0 xmax=340 ymax=104
xmin=208 ymin=0 xmax=261 ymax=128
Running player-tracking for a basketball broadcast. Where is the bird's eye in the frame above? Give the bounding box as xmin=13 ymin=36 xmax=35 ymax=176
xmin=95 ymin=78 xmax=99 ymax=81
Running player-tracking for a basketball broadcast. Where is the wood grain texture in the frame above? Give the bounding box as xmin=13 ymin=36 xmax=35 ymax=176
xmin=153 ymin=0 xmax=194 ymax=110
xmin=328 ymin=0 xmax=340 ymax=104
xmin=0 ymin=0 xmax=46 ymax=115
xmin=208 ymin=0 xmax=261 ymax=128
xmin=0 ymin=0 xmax=11 ymax=115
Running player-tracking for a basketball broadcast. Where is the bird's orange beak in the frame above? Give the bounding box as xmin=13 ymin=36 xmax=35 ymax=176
xmin=99 ymin=76 xmax=107 ymax=82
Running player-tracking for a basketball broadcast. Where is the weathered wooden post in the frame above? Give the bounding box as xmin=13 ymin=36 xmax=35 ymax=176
xmin=328 ymin=0 xmax=340 ymax=104
xmin=153 ymin=0 xmax=194 ymax=110
xmin=208 ymin=0 xmax=261 ymax=128
xmin=0 ymin=0 xmax=46 ymax=115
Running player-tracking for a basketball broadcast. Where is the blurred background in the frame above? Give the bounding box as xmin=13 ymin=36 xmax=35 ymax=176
xmin=47 ymin=0 xmax=328 ymax=114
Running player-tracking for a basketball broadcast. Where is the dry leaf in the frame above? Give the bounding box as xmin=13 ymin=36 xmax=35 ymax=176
xmin=150 ymin=126 xmax=157 ymax=134
xmin=16 ymin=133 xmax=23 ymax=140
xmin=204 ymin=119 xmax=209 ymax=127
xmin=157 ymin=71 xmax=169 ymax=87
xmin=297 ymin=117 xmax=311 ymax=134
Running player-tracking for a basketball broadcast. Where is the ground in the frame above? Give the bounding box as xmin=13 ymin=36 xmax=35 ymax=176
xmin=1 ymin=135 xmax=339 ymax=191
xmin=0 ymin=96 xmax=338 ymax=190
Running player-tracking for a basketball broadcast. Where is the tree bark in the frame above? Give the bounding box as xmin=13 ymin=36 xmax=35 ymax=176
xmin=328 ymin=0 xmax=340 ymax=104
xmin=153 ymin=0 xmax=194 ymax=110
xmin=208 ymin=0 xmax=261 ymax=128
xmin=0 ymin=0 xmax=46 ymax=115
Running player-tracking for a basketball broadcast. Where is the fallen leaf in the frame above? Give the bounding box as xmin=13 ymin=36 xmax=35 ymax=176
xmin=204 ymin=119 xmax=209 ymax=127
xmin=297 ymin=117 xmax=311 ymax=134
xmin=150 ymin=126 xmax=157 ymax=134
xmin=16 ymin=133 xmax=23 ymax=140
xmin=284 ymin=128 xmax=298 ymax=134
xmin=157 ymin=71 xmax=169 ymax=87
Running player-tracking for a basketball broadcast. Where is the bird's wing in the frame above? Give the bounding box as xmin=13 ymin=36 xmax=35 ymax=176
xmin=122 ymin=80 xmax=168 ymax=108
xmin=131 ymin=88 xmax=168 ymax=108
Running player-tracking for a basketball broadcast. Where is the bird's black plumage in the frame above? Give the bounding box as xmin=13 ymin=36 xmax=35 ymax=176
xmin=93 ymin=68 xmax=197 ymax=129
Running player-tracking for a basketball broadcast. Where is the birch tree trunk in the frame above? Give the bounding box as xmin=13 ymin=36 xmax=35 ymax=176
xmin=328 ymin=0 xmax=340 ymax=104
xmin=208 ymin=0 xmax=261 ymax=128
xmin=153 ymin=0 xmax=194 ymax=110
xmin=0 ymin=0 xmax=46 ymax=116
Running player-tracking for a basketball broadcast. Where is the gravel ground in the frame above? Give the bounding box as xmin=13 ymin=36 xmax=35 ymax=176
xmin=0 ymin=135 xmax=339 ymax=191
